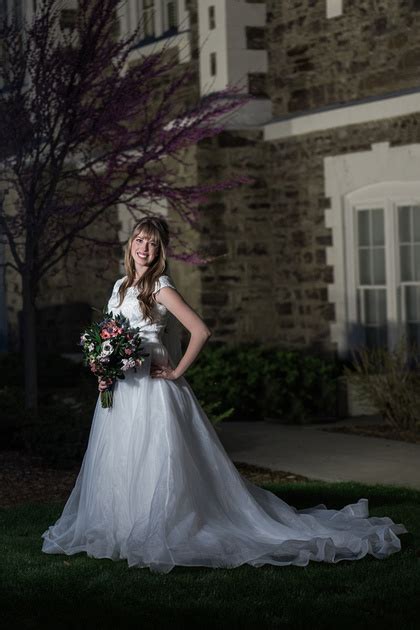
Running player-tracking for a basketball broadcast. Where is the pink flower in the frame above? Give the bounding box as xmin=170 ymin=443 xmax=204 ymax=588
xmin=124 ymin=348 xmax=132 ymax=355
xmin=100 ymin=323 xmax=122 ymax=339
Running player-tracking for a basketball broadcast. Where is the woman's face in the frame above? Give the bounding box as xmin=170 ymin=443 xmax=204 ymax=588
xmin=130 ymin=230 xmax=160 ymax=270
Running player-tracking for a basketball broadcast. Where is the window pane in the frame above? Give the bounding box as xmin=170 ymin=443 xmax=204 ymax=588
xmin=365 ymin=327 xmax=377 ymax=348
xmin=415 ymin=245 xmax=420 ymax=282
xmin=364 ymin=290 xmax=377 ymax=325
xmin=377 ymin=289 xmax=387 ymax=324
xmin=405 ymin=286 xmax=419 ymax=321
xmin=399 ymin=206 xmax=411 ymax=243
xmin=371 ymin=208 xmax=384 ymax=246
xmin=357 ymin=210 xmax=370 ymax=246
xmin=143 ymin=0 xmax=155 ymax=38
xmin=209 ymin=5 xmax=215 ymax=29
xmin=378 ymin=325 xmax=387 ymax=347
xmin=0 ymin=0 xmax=7 ymax=19
xmin=414 ymin=206 xmax=420 ymax=242
xmin=135 ymin=0 xmax=141 ymax=25
xmin=400 ymin=245 xmax=413 ymax=281
xmin=365 ymin=326 xmax=387 ymax=349
xmin=167 ymin=1 xmax=177 ymax=29
xmin=372 ymin=247 xmax=386 ymax=284
xmin=408 ymin=323 xmax=420 ymax=346
xmin=359 ymin=249 xmax=371 ymax=284
xmin=210 ymin=52 xmax=217 ymax=76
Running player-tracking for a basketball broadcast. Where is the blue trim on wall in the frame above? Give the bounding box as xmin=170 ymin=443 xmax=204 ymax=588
xmin=130 ymin=27 xmax=190 ymax=52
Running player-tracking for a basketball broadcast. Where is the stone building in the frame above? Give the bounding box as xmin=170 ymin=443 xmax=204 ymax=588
xmin=2 ymin=0 xmax=420 ymax=359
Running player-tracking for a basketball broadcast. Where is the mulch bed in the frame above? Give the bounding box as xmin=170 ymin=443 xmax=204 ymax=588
xmin=322 ymin=424 xmax=420 ymax=444
xmin=0 ymin=450 xmax=310 ymax=510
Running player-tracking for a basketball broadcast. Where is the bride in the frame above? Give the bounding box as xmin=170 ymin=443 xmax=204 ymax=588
xmin=41 ymin=216 xmax=408 ymax=573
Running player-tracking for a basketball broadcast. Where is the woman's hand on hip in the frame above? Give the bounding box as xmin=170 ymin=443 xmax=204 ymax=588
xmin=150 ymin=363 xmax=179 ymax=380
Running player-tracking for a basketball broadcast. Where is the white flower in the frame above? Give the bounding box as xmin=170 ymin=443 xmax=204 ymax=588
xmin=88 ymin=343 xmax=95 ymax=352
xmin=122 ymin=358 xmax=136 ymax=371
xmin=100 ymin=341 xmax=113 ymax=357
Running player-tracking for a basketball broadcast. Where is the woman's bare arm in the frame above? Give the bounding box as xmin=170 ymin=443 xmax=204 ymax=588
xmin=153 ymin=287 xmax=211 ymax=379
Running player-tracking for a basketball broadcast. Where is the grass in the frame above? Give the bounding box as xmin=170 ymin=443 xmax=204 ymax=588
xmin=0 ymin=481 xmax=419 ymax=630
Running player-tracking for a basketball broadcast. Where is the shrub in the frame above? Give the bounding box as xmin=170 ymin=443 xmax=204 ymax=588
xmin=1 ymin=345 xmax=339 ymax=468
xmin=344 ymin=337 xmax=420 ymax=433
xmin=198 ymin=399 xmax=234 ymax=429
xmin=0 ymin=351 xmax=84 ymax=389
xmin=19 ymin=397 xmax=94 ymax=469
xmin=186 ymin=343 xmax=339 ymax=423
xmin=0 ymin=385 xmax=26 ymax=427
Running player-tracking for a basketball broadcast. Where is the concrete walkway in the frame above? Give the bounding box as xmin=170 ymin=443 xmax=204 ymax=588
xmin=218 ymin=418 xmax=420 ymax=490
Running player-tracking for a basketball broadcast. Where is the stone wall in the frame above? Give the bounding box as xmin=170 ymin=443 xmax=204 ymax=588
xmin=267 ymin=0 xmax=420 ymax=116
xmin=195 ymin=111 xmax=420 ymax=354
xmin=196 ymin=130 xmax=276 ymax=344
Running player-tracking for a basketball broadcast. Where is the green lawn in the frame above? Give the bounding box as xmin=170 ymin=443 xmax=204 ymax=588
xmin=1 ymin=481 xmax=419 ymax=629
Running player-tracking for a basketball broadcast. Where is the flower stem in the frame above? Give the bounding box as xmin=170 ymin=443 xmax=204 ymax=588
xmin=101 ymin=388 xmax=113 ymax=408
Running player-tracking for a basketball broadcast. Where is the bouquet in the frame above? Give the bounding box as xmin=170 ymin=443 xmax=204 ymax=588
xmin=80 ymin=312 xmax=149 ymax=408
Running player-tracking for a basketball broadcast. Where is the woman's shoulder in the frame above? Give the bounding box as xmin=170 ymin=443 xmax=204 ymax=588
xmin=111 ymin=276 xmax=127 ymax=291
xmin=153 ymin=274 xmax=176 ymax=293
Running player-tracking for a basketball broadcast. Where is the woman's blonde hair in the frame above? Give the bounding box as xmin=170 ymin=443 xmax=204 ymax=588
xmin=116 ymin=216 xmax=170 ymax=322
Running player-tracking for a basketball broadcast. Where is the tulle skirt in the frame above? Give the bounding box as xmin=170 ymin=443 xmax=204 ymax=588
xmin=41 ymin=342 xmax=408 ymax=573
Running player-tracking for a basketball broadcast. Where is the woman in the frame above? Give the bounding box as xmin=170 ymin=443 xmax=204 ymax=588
xmin=41 ymin=216 xmax=408 ymax=573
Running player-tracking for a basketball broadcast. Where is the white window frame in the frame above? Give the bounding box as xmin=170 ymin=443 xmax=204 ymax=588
xmin=344 ymin=182 xmax=420 ymax=349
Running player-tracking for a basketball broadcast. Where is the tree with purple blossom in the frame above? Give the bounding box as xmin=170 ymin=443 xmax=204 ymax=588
xmin=0 ymin=0 xmax=248 ymax=411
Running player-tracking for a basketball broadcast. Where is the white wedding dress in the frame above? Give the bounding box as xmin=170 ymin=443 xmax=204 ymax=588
xmin=41 ymin=274 xmax=408 ymax=573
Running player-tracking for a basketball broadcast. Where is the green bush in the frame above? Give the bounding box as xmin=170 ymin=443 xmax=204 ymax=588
xmin=19 ymin=396 xmax=94 ymax=468
xmin=0 ymin=352 xmax=84 ymax=389
xmin=186 ymin=343 xmax=339 ymax=423
xmin=198 ymin=398 xmax=234 ymax=428
xmin=0 ymin=346 xmax=339 ymax=469
xmin=0 ymin=385 xmax=26 ymax=427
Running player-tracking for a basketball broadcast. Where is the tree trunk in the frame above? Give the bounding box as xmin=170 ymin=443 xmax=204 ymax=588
xmin=22 ymin=270 xmax=38 ymax=414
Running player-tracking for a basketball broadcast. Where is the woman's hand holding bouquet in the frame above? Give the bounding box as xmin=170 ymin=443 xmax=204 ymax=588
xmin=80 ymin=312 xmax=148 ymax=408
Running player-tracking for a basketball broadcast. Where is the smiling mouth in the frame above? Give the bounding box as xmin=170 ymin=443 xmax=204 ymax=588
xmin=136 ymin=252 xmax=148 ymax=259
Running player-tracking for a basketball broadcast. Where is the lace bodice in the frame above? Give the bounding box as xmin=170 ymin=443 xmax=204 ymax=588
xmin=106 ymin=274 xmax=176 ymax=342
